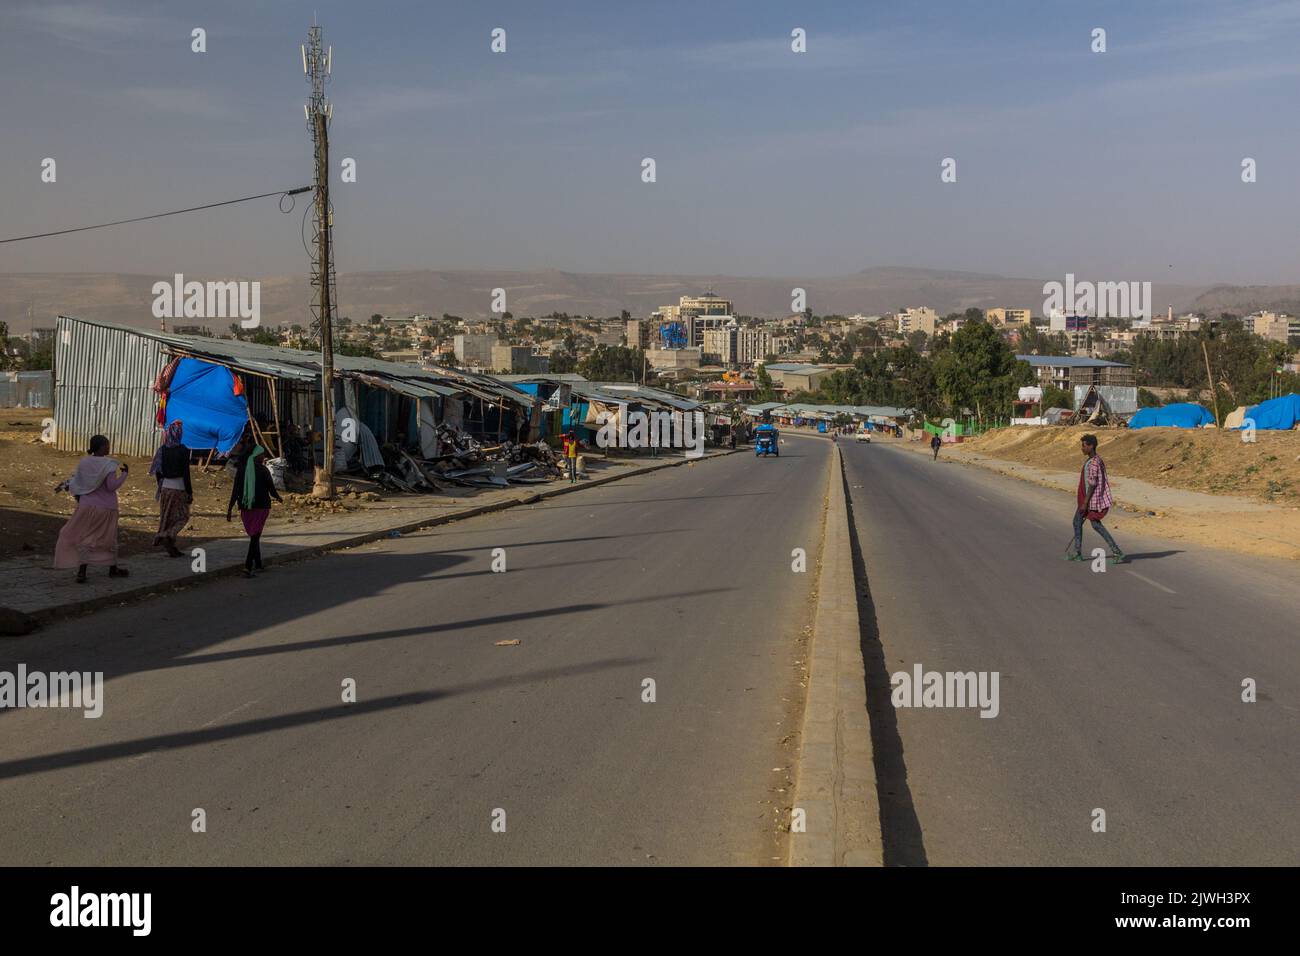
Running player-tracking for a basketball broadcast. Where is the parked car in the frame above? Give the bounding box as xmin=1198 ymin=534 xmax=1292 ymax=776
xmin=855 ymin=429 xmax=871 ymax=443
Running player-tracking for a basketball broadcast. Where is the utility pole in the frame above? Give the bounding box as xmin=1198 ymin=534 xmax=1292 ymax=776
xmin=1202 ymin=339 xmax=1220 ymax=428
xmin=304 ymin=21 xmax=337 ymax=498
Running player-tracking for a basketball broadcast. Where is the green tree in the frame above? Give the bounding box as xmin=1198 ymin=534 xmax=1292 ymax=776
xmin=577 ymin=345 xmax=644 ymax=383
xmin=1041 ymin=385 xmax=1074 ymax=410
xmin=338 ymin=342 xmax=378 ymax=358
xmin=549 ymin=348 xmax=578 ymax=375
xmin=933 ymin=321 xmax=1031 ymax=424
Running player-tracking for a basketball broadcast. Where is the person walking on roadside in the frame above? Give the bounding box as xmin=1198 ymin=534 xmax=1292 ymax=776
xmin=54 ymin=434 xmax=130 ymax=583
xmin=930 ymin=432 xmax=942 ymax=460
xmin=226 ymin=443 xmax=283 ymax=578
xmin=149 ymin=419 xmax=192 ymax=558
xmin=1067 ymin=433 xmax=1126 ymax=564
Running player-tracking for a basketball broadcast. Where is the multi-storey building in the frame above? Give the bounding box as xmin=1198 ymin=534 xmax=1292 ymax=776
xmin=454 ymin=333 xmax=498 ymax=368
xmin=896 ymin=307 xmax=939 ymax=335
xmin=1245 ymin=311 xmax=1297 ymax=343
xmin=625 ymin=318 xmax=651 ymax=350
xmin=702 ymin=326 xmax=738 ymax=365
xmin=987 ymin=308 xmax=1031 ymax=326
xmin=736 ymin=328 xmax=773 ymax=364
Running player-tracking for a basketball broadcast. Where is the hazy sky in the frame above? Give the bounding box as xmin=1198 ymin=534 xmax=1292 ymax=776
xmin=3 ymin=0 xmax=1299 ymax=285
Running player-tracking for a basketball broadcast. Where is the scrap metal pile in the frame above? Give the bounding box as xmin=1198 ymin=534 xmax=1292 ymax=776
xmin=367 ymin=424 xmax=563 ymax=493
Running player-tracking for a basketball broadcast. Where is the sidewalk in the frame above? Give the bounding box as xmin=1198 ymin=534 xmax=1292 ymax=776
xmin=2 ymin=448 xmax=737 ymax=626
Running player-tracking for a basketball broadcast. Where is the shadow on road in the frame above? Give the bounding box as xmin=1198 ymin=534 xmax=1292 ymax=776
xmin=1124 ymin=551 xmax=1183 ymax=561
xmin=0 ymin=657 xmax=653 ymax=781
xmin=843 ymin=473 xmax=929 ymax=867
xmin=128 ymin=585 xmax=732 ymax=674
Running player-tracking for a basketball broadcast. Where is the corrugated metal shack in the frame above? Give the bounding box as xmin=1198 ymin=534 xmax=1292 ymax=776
xmin=53 ymin=315 xmax=536 ymax=462
xmin=498 ymin=375 xmax=702 ymax=444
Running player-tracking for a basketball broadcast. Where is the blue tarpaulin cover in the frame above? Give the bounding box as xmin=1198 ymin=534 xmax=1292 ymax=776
xmin=1241 ymin=393 xmax=1300 ymax=431
xmin=1127 ymin=402 xmax=1215 ymax=429
xmin=164 ymin=358 xmax=248 ymax=452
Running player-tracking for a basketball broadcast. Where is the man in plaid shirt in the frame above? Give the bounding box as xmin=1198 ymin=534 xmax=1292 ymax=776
xmin=1067 ymin=433 xmax=1126 ymax=563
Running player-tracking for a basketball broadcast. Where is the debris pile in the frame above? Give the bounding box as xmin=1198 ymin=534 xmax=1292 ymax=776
xmin=337 ymin=423 xmax=563 ymax=493
xmin=429 ymin=439 xmax=562 ymax=489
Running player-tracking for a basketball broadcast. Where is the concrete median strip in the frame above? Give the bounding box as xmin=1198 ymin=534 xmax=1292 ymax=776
xmin=5 ymin=449 xmax=739 ymax=629
xmin=789 ymin=444 xmax=882 ymax=866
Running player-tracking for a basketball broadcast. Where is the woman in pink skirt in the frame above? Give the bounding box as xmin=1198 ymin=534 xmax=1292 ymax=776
xmin=54 ymin=434 xmax=130 ymax=583
xmin=149 ymin=419 xmax=192 ymax=557
xmin=226 ymin=442 xmax=283 ymax=578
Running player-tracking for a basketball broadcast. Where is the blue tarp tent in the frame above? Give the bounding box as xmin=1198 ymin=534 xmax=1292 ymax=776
xmin=1241 ymin=393 xmax=1300 ymax=431
xmin=1128 ymin=402 xmax=1215 ymax=429
xmin=163 ymin=358 xmax=249 ymax=452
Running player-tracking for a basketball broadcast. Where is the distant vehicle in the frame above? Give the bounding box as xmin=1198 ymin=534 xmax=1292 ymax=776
xmin=754 ymin=423 xmax=780 ymax=457
xmin=855 ymin=429 xmax=871 ymax=443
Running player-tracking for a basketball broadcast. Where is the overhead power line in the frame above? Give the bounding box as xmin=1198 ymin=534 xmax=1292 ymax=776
xmin=0 ymin=186 xmax=312 ymax=245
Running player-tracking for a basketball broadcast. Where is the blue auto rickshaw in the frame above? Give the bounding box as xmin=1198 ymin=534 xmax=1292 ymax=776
xmin=754 ymin=423 xmax=779 ymax=457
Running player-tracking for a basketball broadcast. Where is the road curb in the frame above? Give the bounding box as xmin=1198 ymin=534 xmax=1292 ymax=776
xmin=789 ymin=444 xmax=883 ymax=866
xmin=21 ymin=448 xmax=740 ymax=628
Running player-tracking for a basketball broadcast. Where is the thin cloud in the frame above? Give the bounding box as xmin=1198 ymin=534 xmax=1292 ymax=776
xmin=119 ymin=86 xmax=238 ymax=121
xmin=341 ymin=86 xmax=467 ymax=119
xmin=9 ymin=2 xmax=168 ymax=46
xmin=1115 ymin=0 xmax=1300 ymax=55
xmin=674 ymin=32 xmax=902 ymax=71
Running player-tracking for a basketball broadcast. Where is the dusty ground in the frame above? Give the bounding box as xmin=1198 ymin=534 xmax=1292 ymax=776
xmin=947 ymin=424 xmax=1300 ymax=561
xmin=1 ymin=408 xmax=416 ymax=561
xmin=962 ymin=423 xmax=1300 ymax=503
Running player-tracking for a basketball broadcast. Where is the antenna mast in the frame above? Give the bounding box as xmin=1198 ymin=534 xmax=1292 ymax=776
xmin=304 ymin=23 xmax=337 ymax=498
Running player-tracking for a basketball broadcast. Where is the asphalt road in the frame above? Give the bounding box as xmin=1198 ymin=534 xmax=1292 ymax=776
xmin=0 ymin=439 xmax=829 ymax=865
xmin=842 ymin=437 xmax=1300 ymax=866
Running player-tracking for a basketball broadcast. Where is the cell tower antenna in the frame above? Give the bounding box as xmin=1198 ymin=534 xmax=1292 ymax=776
xmin=304 ymin=21 xmax=337 ymax=498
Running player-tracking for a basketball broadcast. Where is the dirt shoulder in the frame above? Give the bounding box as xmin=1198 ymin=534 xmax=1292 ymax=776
xmin=962 ymin=424 xmax=1300 ymax=504
xmin=930 ymin=425 xmax=1300 ymax=561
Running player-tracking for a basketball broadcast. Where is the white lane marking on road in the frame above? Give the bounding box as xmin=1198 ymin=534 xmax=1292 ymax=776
xmin=200 ymin=700 xmax=260 ymax=729
xmin=977 ymin=495 xmax=989 ymax=501
xmin=1126 ymin=570 xmax=1176 ymax=594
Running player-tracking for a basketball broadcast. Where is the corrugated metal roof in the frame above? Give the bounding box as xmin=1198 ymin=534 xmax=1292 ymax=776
xmin=497 ymin=373 xmax=589 ymax=384
xmin=59 ymin=315 xmax=536 ymax=404
xmin=743 ymin=401 xmax=912 ymax=419
xmin=590 ymin=383 xmax=700 ymax=411
xmin=53 ymin=315 xmax=536 ymax=456
xmin=1015 ymin=354 xmax=1129 ymax=368
xmin=765 ymin=363 xmax=829 ymax=374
